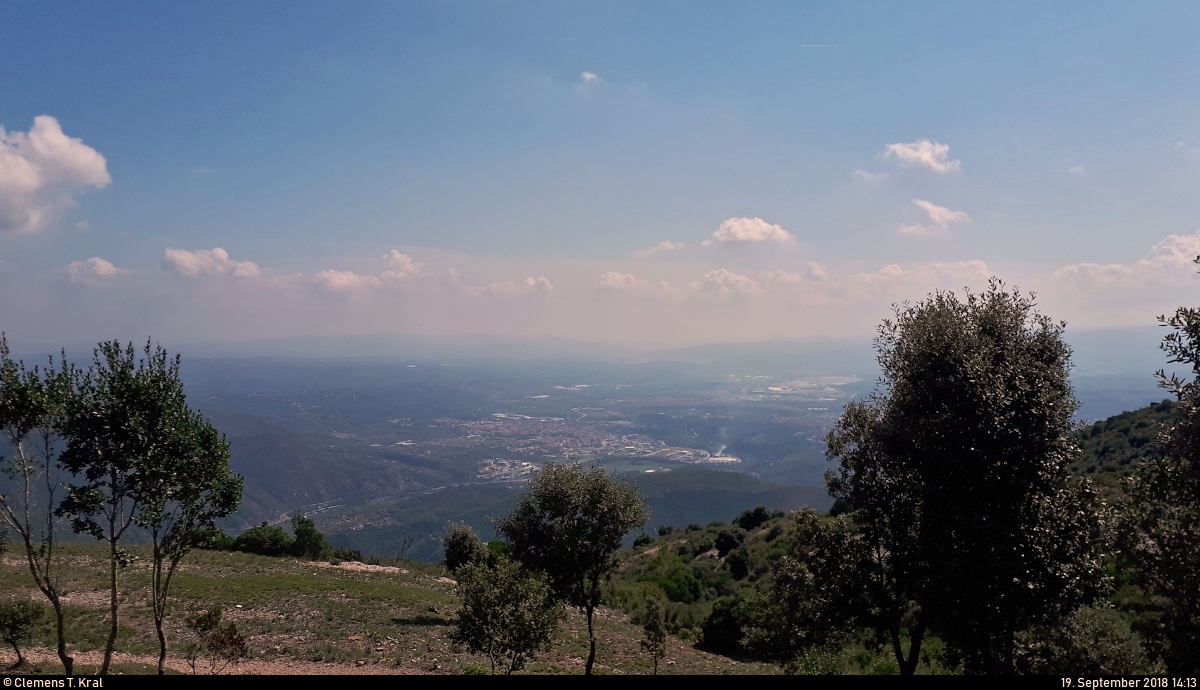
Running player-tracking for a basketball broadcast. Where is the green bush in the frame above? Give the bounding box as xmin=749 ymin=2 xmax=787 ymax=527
xmin=735 ymin=506 xmax=771 ymax=531
xmin=701 ymin=596 xmax=758 ymax=655
xmin=714 ymin=529 xmax=744 ymax=558
xmin=1016 ymin=606 xmax=1164 ymax=675
xmin=289 ymin=513 xmax=330 ymax=560
xmin=0 ymin=599 xmax=46 ymax=668
xmin=231 ymin=522 xmax=293 ymax=557
xmin=442 ymin=522 xmax=489 ymax=573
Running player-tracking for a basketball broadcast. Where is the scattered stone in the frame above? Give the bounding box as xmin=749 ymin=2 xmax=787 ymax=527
xmin=348 ymin=635 xmax=364 ymax=641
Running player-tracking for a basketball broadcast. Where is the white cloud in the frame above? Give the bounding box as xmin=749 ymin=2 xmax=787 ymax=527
xmin=380 ymin=250 xmax=423 ymax=282
xmin=898 ymin=199 xmax=972 ymax=237
xmin=61 ymin=257 xmax=128 ymax=286
xmin=689 ymin=268 xmax=760 ymax=296
xmin=315 ymin=269 xmax=382 ymax=294
xmin=461 ymin=275 xmax=555 ymax=297
xmin=1055 ymin=231 xmax=1200 ymax=285
xmin=576 ymin=72 xmax=606 ymax=91
xmin=767 ymin=262 xmax=827 ymax=285
xmin=598 ymin=272 xmax=646 ymax=290
xmin=381 ymin=249 xmax=419 ymax=273
xmin=1068 ymin=165 xmax=1086 ymax=176
xmin=701 ymin=217 xmax=795 ymax=246
xmin=0 ymin=116 xmax=111 ymax=234
xmin=883 ymin=139 xmax=961 ymax=173
xmin=633 ymin=241 xmax=686 ymax=258
xmin=163 ymin=247 xmax=262 ymax=278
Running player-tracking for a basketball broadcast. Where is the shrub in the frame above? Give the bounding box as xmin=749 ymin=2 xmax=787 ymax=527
xmin=231 ymin=522 xmax=293 ymax=557
xmin=633 ymin=533 xmax=654 ymax=548
xmin=701 ymin=596 xmax=758 ymax=655
xmin=442 ymin=522 xmax=489 ymax=574
xmin=0 ymin=600 xmax=46 ymax=669
xmin=735 ymin=506 xmax=771 ymax=531
xmin=714 ymin=529 xmax=745 ymax=558
xmin=289 ymin=513 xmax=329 ymax=560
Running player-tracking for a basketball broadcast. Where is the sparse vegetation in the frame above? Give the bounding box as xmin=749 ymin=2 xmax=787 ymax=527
xmin=0 ymin=600 xmax=46 ymax=669
xmin=183 ymin=606 xmax=247 ymax=675
xmin=450 ymin=557 xmax=563 ymax=675
xmin=497 ymin=462 xmax=649 ymax=675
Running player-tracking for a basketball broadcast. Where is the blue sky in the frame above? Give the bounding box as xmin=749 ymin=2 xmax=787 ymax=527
xmin=3 ymin=2 xmax=1200 ymax=348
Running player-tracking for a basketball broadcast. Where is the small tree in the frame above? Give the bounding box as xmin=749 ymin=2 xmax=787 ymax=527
xmin=184 ymin=606 xmax=248 ymax=675
xmin=639 ymin=587 xmax=668 ymax=675
xmin=139 ymin=407 xmax=242 ymax=674
xmin=752 ymin=509 xmax=866 ymax=667
xmin=0 ymin=599 xmax=46 ymax=669
xmin=442 ymin=521 xmax=489 ymax=574
xmin=450 ymin=557 xmax=563 ymax=675
xmin=0 ymin=337 xmax=76 ymax=674
xmin=496 ymin=462 xmax=649 ymax=675
xmin=289 ymin=512 xmax=328 ymax=560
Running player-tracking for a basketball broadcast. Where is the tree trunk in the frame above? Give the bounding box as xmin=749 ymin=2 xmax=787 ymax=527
xmin=584 ymin=603 xmax=596 ymax=676
xmin=900 ymin=622 xmax=926 ymax=676
xmin=101 ymin=535 xmax=118 ymax=675
xmin=156 ymin=617 xmax=167 ymax=675
xmin=7 ymin=640 xmax=24 ymax=670
xmin=53 ymin=599 xmax=73 ymax=675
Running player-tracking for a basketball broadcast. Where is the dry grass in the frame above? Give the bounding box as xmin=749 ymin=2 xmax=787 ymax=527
xmin=0 ymin=545 xmax=777 ymax=675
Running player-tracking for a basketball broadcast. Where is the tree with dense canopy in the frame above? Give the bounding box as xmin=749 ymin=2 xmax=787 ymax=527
xmin=496 ymin=462 xmax=648 ymax=675
xmin=825 ymin=280 xmax=1109 ymax=674
xmin=1121 ymin=258 xmax=1200 ymax=674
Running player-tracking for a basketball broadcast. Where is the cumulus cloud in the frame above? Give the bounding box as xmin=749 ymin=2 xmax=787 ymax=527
xmin=380 ymin=249 xmax=423 ymax=282
xmin=633 ymin=241 xmax=686 ymax=258
xmin=598 ymin=272 xmax=646 ymax=290
xmin=702 ymin=217 xmax=795 ymax=246
xmin=163 ymin=247 xmax=261 ymax=278
xmin=381 ymin=249 xmax=419 ymax=273
xmin=596 ymin=271 xmax=677 ymax=296
xmin=767 ymin=262 xmax=827 ymax=284
xmin=0 ymin=116 xmax=111 ymax=234
xmin=61 ymin=257 xmax=128 ymax=286
xmin=689 ymin=268 xmax=760 ymax=296
xmin=1055 ymin=231 xmax=1200 ymax=285
xmin=461 ymin=276 xmax=556 ymax=297
xmin=883 ymin=139 xmax=961 ymax=173
xmin=898 ymin=199 xmax=972 ymax=237
xmin=839 ymin=260 xmax=991 ymax=301
xmin=315 ymin=269 xmax=382 ymax=294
